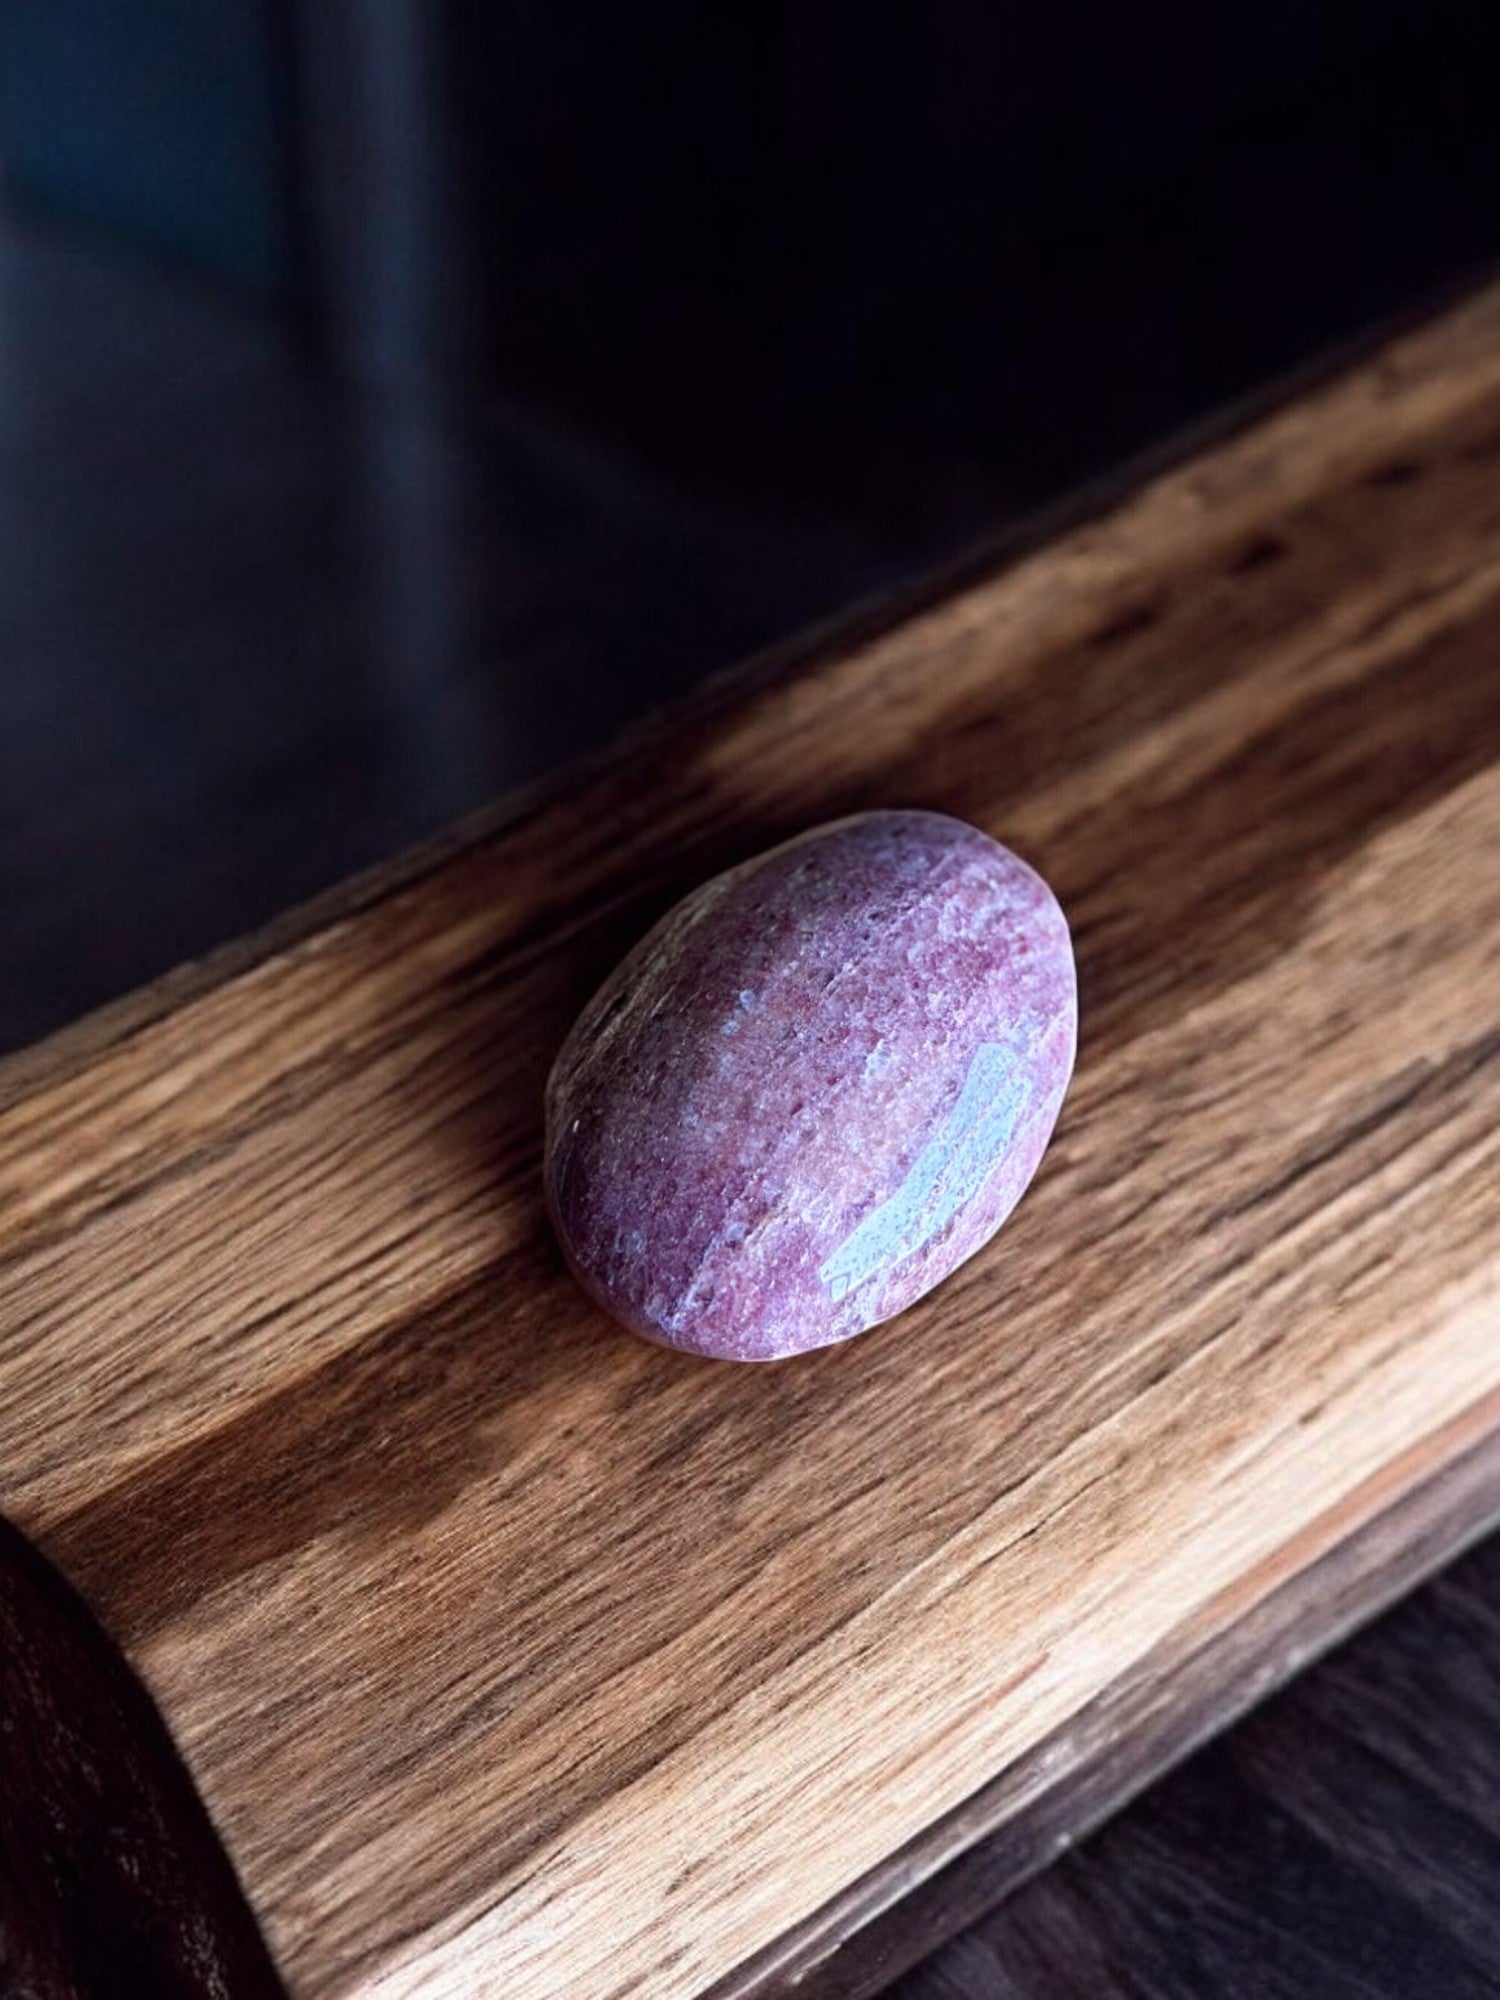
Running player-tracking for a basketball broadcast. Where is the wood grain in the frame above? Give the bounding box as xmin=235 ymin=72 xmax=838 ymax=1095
xmin=2 ymin=285 xmax=1499 ymax=1999
xmin=881 ymin=1515 xmax=1500 ymax=2000
xmin=719 ymin=1407 xmax=1500 ymax=1999
xmin=0 ymin=1513 xmax=288 ymax=1999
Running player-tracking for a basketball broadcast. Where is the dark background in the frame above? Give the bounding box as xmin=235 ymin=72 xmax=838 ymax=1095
xmin=1 ymin=0 xmax=1498 ymax=1052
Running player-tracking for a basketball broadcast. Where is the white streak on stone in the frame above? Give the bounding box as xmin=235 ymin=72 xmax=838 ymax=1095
xmin=818 ymin=1041 xmax=1026 ymax=1303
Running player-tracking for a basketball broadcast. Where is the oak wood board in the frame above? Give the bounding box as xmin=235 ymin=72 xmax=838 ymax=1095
xmin=717 ymin=1405 xmax=1500 ymax=1999
xmin=2 ymin=285 xmax=1499 ymax=1999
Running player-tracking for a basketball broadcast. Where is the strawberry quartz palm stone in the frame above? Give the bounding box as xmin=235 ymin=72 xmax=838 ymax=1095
xmin=545 ymin=811 xmax=1076 ymax=1361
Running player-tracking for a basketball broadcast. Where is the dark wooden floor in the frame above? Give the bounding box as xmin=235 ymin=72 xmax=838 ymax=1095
xmin=884 ymin=1533 xmax=1500 ymax=2000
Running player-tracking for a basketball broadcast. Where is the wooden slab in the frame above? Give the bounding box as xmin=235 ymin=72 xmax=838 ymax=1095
xmin=714 ymin=1407 xmax=1500 ymax=1999
xmin=2 ymin=285 xmax=1499 ymax=2000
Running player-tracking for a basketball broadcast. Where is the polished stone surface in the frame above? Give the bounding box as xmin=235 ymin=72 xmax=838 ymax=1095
xmin=546 ymin=812 xmax=1076 ymax=1360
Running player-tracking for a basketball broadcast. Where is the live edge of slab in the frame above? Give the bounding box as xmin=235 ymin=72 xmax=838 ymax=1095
xmin=1 ymin=285 xmax=1498 ymax=2000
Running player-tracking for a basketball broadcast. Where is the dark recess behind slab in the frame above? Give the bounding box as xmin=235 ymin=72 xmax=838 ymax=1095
xmin=0 ymin=0 xmax=1496 ymax=1048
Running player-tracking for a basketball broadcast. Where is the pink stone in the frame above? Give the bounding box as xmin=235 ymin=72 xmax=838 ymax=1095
xmin=545 ymin=811 xmax=1077 ymax=1361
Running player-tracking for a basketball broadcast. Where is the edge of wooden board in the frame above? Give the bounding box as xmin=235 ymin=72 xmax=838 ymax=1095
xmin=710 ymin=1391 xmax=1500 ymax=2000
